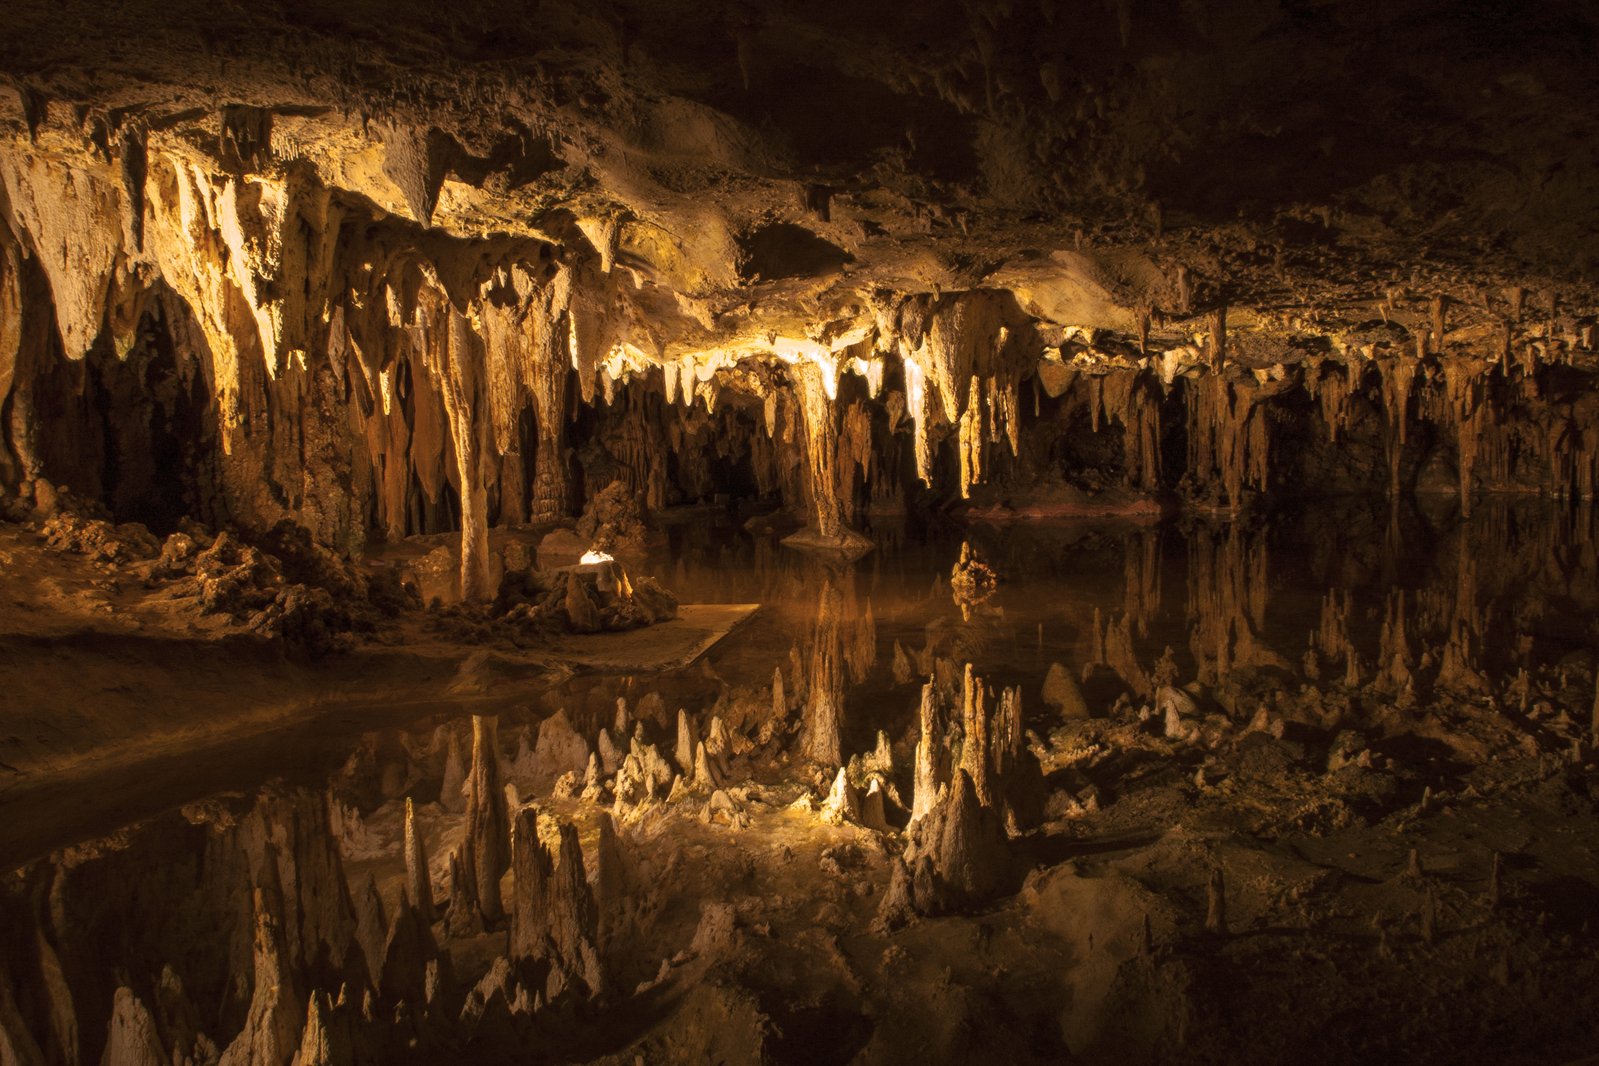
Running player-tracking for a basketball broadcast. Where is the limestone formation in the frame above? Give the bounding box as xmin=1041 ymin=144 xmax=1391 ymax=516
xmin=3 ymin=4 xmax=1599 ymax=1063
xmin=101 ymin=988 xmax=166 ymax=1066
xmin=290 ymin=991 xmax=355 ymax=1066
xmin=801 ymin=581 xmax=846 ymax=766
xmin=912 ymin=680 xmax=945 ymax=826
xmin=510 ymin=809 xmax=604 ymax=1003
xmin=219 ymin=885 xmax=304 ymax=1066
xmin=819 ymin=768 xmax=863 ymax=826
xmin=1042 ymin=663 xmax=1090 ymax=720
xmin=464 ymin=716 xmax=510 ymax=926
xmin=403 ymin=798 xmax=435 ymax=927
xmin=675 ymin=709 xmax=697 ymax=777
xmin=901 ymin=770 xmax=1011 ymax=915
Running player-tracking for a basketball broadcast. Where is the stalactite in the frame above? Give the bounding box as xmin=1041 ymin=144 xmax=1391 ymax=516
xmin=1311 ymin=359 xmax=1355 ymax=443
xmin=1186 ymin=373 xmax=1267 ymax=506
xmin=428 ymin=300 xmax=493 ymax=598
xmin=0 ymin=150 xmax=122 ymax=362
xmin=528 ymin=268 xmax=573 ymax=521
xmin=1123 ymin=528 xmax=1161 ymax=632
xmin=1442 ymin=358 xmax=1492 ymax=516
xmin=785 ymin=358 xmax=870 ymax=551
xmin=1102 ymin=370 xmax=1162 ymax=491
xmin=837 ymin=400 xmax=873 ymax=524
xmin=0 ymin=219 xmax=23 ymax=489
xmin=958 ymin=375 xmax=985 ymax=497
xmin=1378 ymin=354 xmax=1419 ymax=497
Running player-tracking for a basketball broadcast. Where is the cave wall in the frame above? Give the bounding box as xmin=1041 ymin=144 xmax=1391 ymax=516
xmin=1 ymin=128 xmax=1598 ymax=589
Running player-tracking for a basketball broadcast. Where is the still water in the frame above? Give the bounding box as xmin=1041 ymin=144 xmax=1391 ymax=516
xmin=6 ymin=495 xmax=1597 ymax=869
xmin=2 ymin=495 xmax=1595 ymax=1064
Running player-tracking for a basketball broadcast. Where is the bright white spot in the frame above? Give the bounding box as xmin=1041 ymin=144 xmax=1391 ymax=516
xmin=580 ymin=549 xmax=615 ymax=565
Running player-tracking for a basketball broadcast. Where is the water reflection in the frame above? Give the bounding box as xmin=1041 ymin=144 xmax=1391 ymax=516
xmin=1 ymin=496 xmax=1595 ymax=1062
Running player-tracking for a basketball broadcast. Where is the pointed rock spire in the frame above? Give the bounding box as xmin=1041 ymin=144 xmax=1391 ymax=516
xmin=404 ymin=798 xmax=435 ymax=926
xmin=464 ymin=716 xmax=509 ymax=925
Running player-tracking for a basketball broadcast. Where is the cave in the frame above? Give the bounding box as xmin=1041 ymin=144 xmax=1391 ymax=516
xmin=1 ymin=1 xmax=1598 ymax=1063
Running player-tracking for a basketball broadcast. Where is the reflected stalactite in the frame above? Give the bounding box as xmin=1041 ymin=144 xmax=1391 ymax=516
xmin=800 ymin=578 xmax=846 ymax=766
xmin=1376 ymin=589 xmax=1416 ymax=699
xmin=1122 ymin=527 xmax=1161 ymax=635
xmin=1186 ymin=522 xmax=1279 ymax=684
xmin=464 ymin=715 xmax=510 ymax=926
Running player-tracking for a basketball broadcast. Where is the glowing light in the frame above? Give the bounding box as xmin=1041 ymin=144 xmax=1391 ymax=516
xmin=580 ymin=549 xmax=615 ymax=565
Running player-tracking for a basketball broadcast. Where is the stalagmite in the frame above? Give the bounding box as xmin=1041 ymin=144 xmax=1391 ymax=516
xmin=892 ymin=641 xmax=913 ymax=685
xmin=820 ymin=767 xmax=863 ymax=825
xmin=220 ymin=885 xmax=303 ymax=1066
xmin=445 ymin=848 xmax=484 ymax=939
xmin=704 ymin=717 xmax=731 ymax=778
xmin=510 ymin=809 xmax=604 ymax=1001
xmin=901 ymin=769 xmax=1010 ymax=914
xmin=877 ymin=858 xmax=918 ymax=931
xmin=353 ymin=874 xmax=388 ymax=990
xmin=693 ymin=742 xmax=721 ymax=790
xmin=101 ymin=987 xmax=167 ymax=1066
xmin=378 ymin=888 xmax=442 ymax=1010
xmin=464 ymin=716 xmax=510 ymax=925
xmin=290 ymin=991 xmax=354 ymax=1066
xmin=912 ymin=680 xmax=942 ymax=824
xmin=590 ymin=811 xmax=623 ymax=956
xmin=404 ymin=797 xmax=435 ymax=926
xmin=958 ymin=664 xmax=994 ymax=809
xmin=675 ymin=709 xmax=697 ymax=776
xmin=1042 ymin=662 xmax=1090 ymax=719
xmin=597 ymin=729 xmax=621 ymax=776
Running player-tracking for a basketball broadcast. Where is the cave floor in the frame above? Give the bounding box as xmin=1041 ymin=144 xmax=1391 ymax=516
xmin=4 ymin=496 xmax=1599 ymax=1063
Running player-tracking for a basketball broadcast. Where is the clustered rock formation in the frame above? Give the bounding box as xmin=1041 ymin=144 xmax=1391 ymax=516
xmin=4 ymin=500 xmax=1599 ymax=1062
xmin=0 ymin=714 xmax=628 ymax=1065
xmin=1 ymin=0 xmax=1596 ymax=589
xmin=3 ymin=0 xmax=1599 ymax=1061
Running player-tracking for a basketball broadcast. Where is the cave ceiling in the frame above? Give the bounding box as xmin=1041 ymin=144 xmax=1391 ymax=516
xmin=4 ymin=0 xmax=1595 ymax=369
